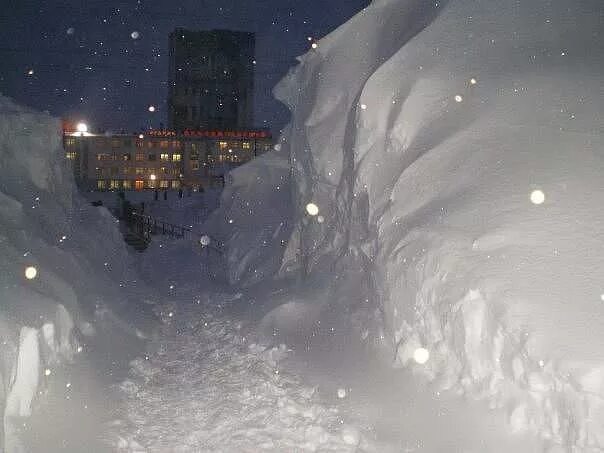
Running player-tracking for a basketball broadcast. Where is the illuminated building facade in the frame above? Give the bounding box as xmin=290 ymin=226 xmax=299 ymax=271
xmin=168 ymin=28 xmax=255 ymax=131
xmin=63 ymin=128 xmax=272 ymax=191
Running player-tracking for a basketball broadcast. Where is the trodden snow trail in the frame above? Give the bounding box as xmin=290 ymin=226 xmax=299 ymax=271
xmin=114 ymin=292 xmax=381 ymax=452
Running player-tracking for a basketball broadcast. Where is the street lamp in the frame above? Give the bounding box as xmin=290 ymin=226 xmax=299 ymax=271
xmin=76 ymin=122 xmax=88 ymax=136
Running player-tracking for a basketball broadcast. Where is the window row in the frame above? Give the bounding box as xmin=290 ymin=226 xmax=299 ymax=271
xmin=97 ymin=153 xmax=182 ymax=162
xmin=97 ymin=179 xmax=182 ymax=190
xmin=95 ymin=167 xmax=181 ymax=177
xmin=138 ymin=140 xmax=183 ymax=149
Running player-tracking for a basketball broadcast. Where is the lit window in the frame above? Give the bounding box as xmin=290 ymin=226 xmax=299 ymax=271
xmin=97 ymin=153 xmax=108 ymax=161
xmin=136 ymin=140 xmax=144 ymax=148
xmin=159 ymin=180 xmax=169 ymax=188
xmin=172 ymin=153 xmax=182 ymax=162
xmin=136 ymin=153 xmax=145 ymax=161
xmin=160 ymin=153 xmax=170 ymax=161
xmin=122 ymin=180 xmax=132 ymax=189
xmin=65 ymin=151 xmax=77 ymax=160
xmin=135 ymin=167 xmax=145 ymax=175
xmin=97 ymin=180 xmax=106 ymax=190
xmin=65 ymin=138 xmax=76 ymax=147
xmin=160 ymin=166 xmax=168 ymax=174
xmin=171 ymin=180 xmax=181 ymax=189
xmin=110 ymin=180 xmax=121 ymax=189
xmin=190 ymin=151 xmax=199 ymax=161
xmin=192 ymin=161 xmax=200 ymax=170
xmin=135 ymin=180 xmax=144 ymax=190
xmin=242 ymin=142 xmax=251 ymax=149
xmin=123 ymin=167 xmax=132 ymax=174
xmin=218 ymin=141 xmax=228 ymax=150
xmin=122 ymin=153 xmax=131 ymax=161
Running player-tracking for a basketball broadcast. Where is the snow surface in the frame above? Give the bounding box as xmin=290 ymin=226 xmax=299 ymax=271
xmin=203 ymin=0 xmax=604 ymax=449
xmin=116 ymin=293 xmax=374 ymax=453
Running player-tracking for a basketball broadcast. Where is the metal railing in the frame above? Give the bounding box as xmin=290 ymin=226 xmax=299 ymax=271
xmin=131 ymin=212 xmax=191 ymax=239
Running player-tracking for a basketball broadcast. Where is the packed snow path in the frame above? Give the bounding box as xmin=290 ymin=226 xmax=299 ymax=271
xmin=116 ymin=294 xmax=369 ymax=452
xmin=114 ymin=291 xmax=541 ymax=453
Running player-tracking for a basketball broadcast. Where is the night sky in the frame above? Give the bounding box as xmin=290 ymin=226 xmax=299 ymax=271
xmin=1 ymin=0 xmax=369 ymax=135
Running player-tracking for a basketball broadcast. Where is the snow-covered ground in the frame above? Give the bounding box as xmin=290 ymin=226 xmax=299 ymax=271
xmin=2 ymin=0 xmax=604 ymax=451
xmin=115 ymin=292 xmax=371 ymax=452
xmin=114 ymin=287 xmax=544 ymax=453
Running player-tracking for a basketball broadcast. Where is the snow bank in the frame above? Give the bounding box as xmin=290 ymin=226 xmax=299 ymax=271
xmin=204 ymin=151 xmax=293 ymax=286
xmin=209 ymin=0 xmax=604 ymax=449
xmin=0 ymin=96 xmax=155 ymax=449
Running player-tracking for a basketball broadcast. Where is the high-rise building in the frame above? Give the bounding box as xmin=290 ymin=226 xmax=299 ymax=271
xmin=168 ymin=28 xmax=255 ymax=131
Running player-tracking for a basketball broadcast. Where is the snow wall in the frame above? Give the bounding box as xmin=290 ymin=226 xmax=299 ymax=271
xmin=0 ymin=96 xmax=155 ymax=450
xmin=209 ymin=0 xmax=604 ymax=449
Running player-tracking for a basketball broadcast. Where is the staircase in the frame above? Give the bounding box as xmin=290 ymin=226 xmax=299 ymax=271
xmin=123 ymin=229 xmax=150 ymax=252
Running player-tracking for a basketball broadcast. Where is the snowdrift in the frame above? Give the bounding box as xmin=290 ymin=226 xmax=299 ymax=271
xmin=209 ymin=0 xmax=604 ymax=449
xmin=0 ymin=96 xmax=154 ymax=449
xmin=204 ymin=151 xmax=294 ymax=286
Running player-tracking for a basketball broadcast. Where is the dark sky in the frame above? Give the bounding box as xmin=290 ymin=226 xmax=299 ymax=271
xmin=1 ymin=0 xmax=369 ymax=135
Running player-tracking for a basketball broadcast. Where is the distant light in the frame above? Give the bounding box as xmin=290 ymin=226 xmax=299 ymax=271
xmin=25 ymin=266 xmax=38 ymax=280
xmin=44 ymin=368 xmax=52 ymax=376
xmin=600 ymin=294 xmax=604 ymax=302
xmin=307 ymin=36 xmax=313 ymax=41
xmin=27 ymin=69 xmax=34 ymax=76
xmin=131 ymin=31 xmax=140 ymax=39
xmin=149 ymin=174 xmax=156 ymax=181
xmin=66 ymin=27 xmax=75 ymax=35
xmin=148 ymin=105 xmax=156 ymax=112
xmin=470 ymin=78 xmax=477 ymax=85
xmin=454 ymin=95 xmax=463 ymax=103
xmin=360 ymin=103 xmax=367 ymax=110
xmin=76 ymin=122 xmax=88 ymax=133
xmin=337 ymin=388 xmax=347 ymax=399
xmin=138 ymin=134 xmax=144 ymax=139
xmin=311 ymin=42 xmax=318 ymax=49
xmin=413 ymin=347 xmax=430 ymax=364
xmin=252 ymin=59 xmax=257 ymax=65
xmin=530 ymin=189 xmax=545 ymax=205
xmin=305 ymin=203 xmax=319 ymax=216
xmin=317 ymin=215 xmax=325 ymax=224
xmin=199 ymin=235 xmax=211 ymax=247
